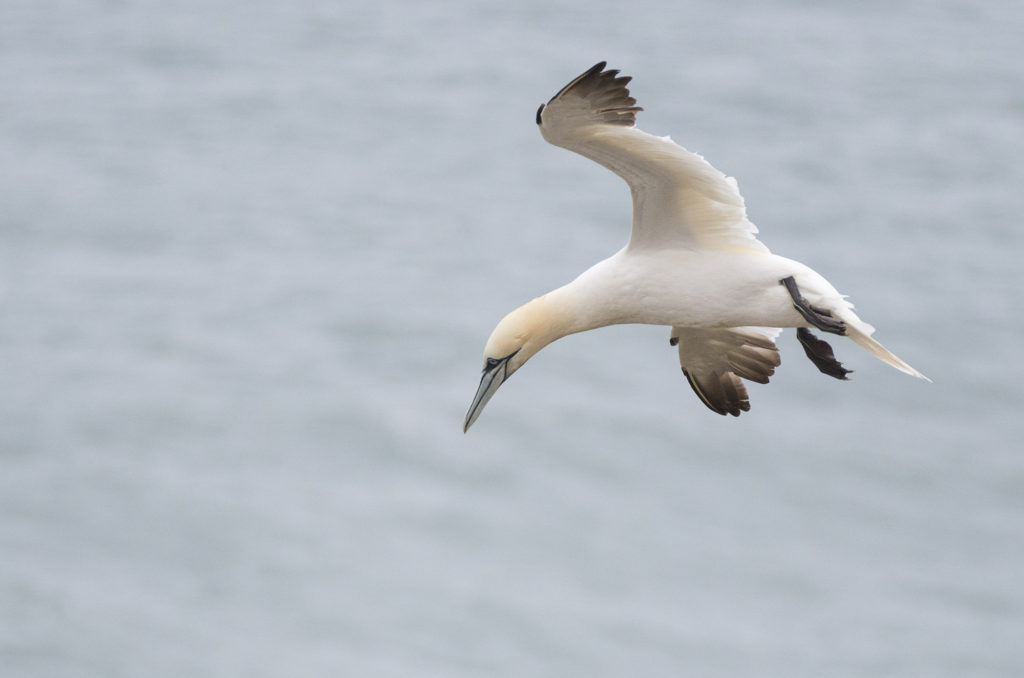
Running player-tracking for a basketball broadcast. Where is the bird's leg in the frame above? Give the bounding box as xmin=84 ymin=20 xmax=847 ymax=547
xmin=796 ymin=328 xmax=851 ymax=380
xmin=779 ymin=276 xmax=847 ymax=335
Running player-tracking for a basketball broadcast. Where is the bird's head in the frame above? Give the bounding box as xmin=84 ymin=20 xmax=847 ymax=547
xmin=463 ymin=297 xmax=568 ymax=432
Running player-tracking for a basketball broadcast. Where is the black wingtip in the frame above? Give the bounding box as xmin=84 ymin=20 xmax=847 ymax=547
xmin=538 ymin=62 xmax=609 ymax=125
xmin=683 ymin=368 xmax=750 ymax=417
xmin=541 ymin=61 xmax=643 ymax=129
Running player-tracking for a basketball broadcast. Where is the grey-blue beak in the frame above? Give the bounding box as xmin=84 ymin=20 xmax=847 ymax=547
xmin=463 ymin=354 xmax=516 ymax=432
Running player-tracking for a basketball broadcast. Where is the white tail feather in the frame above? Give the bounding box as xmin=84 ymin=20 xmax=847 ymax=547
xmin=843 ymin=321 xmax=931 ymax=382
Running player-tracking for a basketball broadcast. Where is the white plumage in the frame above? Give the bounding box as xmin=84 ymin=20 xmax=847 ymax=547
xmin=464 ymin=62 xmax=927 ymax=431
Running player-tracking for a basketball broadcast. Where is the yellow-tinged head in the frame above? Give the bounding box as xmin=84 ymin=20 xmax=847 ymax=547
xmin=463 ymin=294 xmax=576 ymax=432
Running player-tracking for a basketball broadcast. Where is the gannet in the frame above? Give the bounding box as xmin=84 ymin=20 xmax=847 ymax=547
xmin=464 ymin=62 xmax=928 ymax=432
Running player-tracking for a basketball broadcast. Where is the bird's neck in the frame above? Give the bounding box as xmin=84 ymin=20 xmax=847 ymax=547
xmin=517 ymin=280 xmax=606 ymax=351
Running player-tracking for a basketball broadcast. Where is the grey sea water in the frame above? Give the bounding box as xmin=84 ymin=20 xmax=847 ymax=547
xmin=2 ymin=1 xmax=1023 ymax=676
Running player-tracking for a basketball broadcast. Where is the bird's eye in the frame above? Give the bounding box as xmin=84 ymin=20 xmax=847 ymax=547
xmin=485 ymin=357 xmax=500 ymax=369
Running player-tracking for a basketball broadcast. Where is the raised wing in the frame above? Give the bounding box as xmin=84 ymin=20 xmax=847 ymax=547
xmin=670 ymin=326 xmax=781 ymax=416
xmin=537 ymin=62 xmax=768 ymax=254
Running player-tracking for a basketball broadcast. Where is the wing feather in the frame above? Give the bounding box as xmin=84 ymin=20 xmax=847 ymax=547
xmin=671 ymin=326 xmax=781 ymax=416
xmin=537 ymin=62 xmax=768 ymax=254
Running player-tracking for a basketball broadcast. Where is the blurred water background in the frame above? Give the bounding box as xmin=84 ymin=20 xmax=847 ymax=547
xmin=2 ymin=0 xmax=1023 ymax=676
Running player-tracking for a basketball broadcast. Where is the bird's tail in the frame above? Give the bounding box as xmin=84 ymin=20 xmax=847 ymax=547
xmin=841 ymin=315 xmax=931 ymax=382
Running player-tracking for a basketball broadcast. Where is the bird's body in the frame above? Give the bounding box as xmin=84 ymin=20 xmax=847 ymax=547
xmin=464 ymin=62 xmax=928 ymax=431
xmin=547 ymin=248 xmax=830 ymax=330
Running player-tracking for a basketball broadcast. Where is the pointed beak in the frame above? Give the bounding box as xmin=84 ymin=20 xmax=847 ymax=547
xmin=463 ymin=355 xmax=515 ymax=433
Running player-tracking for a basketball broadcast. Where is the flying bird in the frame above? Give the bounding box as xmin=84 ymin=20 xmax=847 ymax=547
xmin=464 ymin=62 xmax=928 ymax=431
